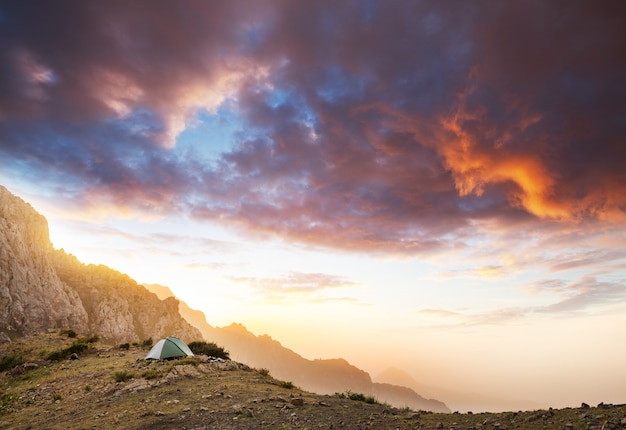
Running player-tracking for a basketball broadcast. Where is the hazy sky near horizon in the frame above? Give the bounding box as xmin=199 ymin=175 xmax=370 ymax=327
xmin=1 ymin=0 xmax=625 ymax=410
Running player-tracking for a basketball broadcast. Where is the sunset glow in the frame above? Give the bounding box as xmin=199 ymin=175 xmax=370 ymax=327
xmin=1 ymin=0 xmax=625 ymax=412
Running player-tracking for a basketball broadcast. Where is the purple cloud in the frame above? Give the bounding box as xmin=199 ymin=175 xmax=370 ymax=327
xmin=1 ymin=0 xmax=624 ymax=254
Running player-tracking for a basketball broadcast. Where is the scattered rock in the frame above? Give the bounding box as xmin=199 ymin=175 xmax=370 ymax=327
xmin=290 ymin=397 xmax=304 ymax=406
xmin=70 ymin=353 xmax=79 ymax=360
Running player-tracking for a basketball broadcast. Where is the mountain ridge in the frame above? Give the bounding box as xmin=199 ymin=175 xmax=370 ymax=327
xmin=144 ymin=283 xmax=450 ymax=412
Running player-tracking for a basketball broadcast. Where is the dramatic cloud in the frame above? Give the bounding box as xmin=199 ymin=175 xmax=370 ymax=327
xmin=230 ymin=272 xmax=359 ymax=304
xmin=1 ymin=0 xmax=625 ymax=254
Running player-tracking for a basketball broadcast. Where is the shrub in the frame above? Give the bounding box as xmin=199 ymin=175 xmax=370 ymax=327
xmin=188 ymin=341 xmax=230 ymax=360
xmin=52 ymin=393 xmax=63 ymax=401
xmin=119 ymin=343 xmax=130 ymax=350
xmin=279 ymin=380 xmax=295 ymax=389
xmin=335 ymin=391 xmax=378 ymax=404
xmin=60 ymin=329 xmax=77 ymax=338
xmin=66 ymin=342 xmax=88 ymax=355
xmin=0 ymin=352 xmax=25 ymax=372
xmin=258 ymin=368 xmax=271 ymax=377
xmin=46 ymin=339 xmax=91 ymax=361
xmin=142 ymin=338 xmax=153 ymax=347
xmin=113 ymin=370 xmax=134 ymax=382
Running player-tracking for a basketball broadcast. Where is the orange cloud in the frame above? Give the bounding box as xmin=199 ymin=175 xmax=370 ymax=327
xmin=438 ymin=82 xmax=571 ymax=220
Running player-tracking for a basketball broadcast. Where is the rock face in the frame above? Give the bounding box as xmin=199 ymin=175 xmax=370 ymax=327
xmin=0 ymin=185 xmax=201 ymax=343
xmin=53 ymin=251 xmax=201 ymax=343
xmin=0 ymin=186 xmax=88 ymax=336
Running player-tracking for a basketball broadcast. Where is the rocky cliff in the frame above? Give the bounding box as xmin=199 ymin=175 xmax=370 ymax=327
xmin=0 ymin=185 xmax=201 ymax=343
xmin=52 ymin=251 xmax=201 ymax=343
xmin=0 ymin=186 xmax=88 ymax=337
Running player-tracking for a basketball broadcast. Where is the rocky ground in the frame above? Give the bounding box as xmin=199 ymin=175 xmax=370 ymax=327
xmin=1 ymin=333 xmax=625 ymax=430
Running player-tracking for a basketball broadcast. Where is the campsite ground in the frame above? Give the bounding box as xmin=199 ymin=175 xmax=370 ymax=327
xmin=1 ymin=333 xmax=625 ymax=429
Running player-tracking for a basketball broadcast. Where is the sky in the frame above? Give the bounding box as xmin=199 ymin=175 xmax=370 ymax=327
xmin=1 ymin=0 xmax=626 ymax=411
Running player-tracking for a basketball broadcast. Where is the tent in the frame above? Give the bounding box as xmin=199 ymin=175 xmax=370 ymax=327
xmin=145 ymin=336 xmax=194 ymax=360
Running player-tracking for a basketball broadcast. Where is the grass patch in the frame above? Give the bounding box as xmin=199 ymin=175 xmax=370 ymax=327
xmin=142 ymin=369 xmax=160 ymax=380
xmin=113 ymin=370 xmax=134 ymax=382
xmin=0 ymin=351 xmax=25 ymax=372
xmin=176 ymin=357 xmax=198 ymax=367
xmin=0 ymin=393 xmax=17 ymax=410
xmin=79 ymin=334 xmax=99 ymax=344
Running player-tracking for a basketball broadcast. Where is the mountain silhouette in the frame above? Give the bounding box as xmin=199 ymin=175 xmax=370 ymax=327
xmin=145 ymin=283 xmax=450 ymax=412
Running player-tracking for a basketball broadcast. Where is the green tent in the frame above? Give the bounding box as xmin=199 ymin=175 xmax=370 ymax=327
xmin=145 ymin=336 xmax=194 ymax=360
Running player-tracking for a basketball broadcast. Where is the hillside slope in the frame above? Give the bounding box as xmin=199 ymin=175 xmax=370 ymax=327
xmin=2 ymin=333 xmax=624 ymax=430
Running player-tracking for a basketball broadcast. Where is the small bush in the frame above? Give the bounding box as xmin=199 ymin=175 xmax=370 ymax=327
xmin=279 ymin=380 xmax=295 ymax=389
xmin=66 ymin=342 xmax=88 ymax=355
xmin=335 ymin=391 xmax=378 ymax=404
xmin=142 ymin=338 xmax=153 ymax=347
xmin=119 ymin=343 xmax=130 ymax=350
xmin=258 ymin=368 xmax=271 ymax=377
xmin=0 ymin=352 xmax=25 ymax=372
xmin=46 ymin=340 xmax=90 ymax=361
xmin=52 ymin=393 xmax=63 ymax=401
xmin=113 ymin=370 xmax=134 ymax=382
xmin=188 ymin=341 xmax=230 ymax=360
xmin=46 ymin=349 xmax=69 ymax=361
xmin=84 ymin=385 xmax=92 ymax=392
xmin=60 ymin=329 xmax=77 ymax=338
